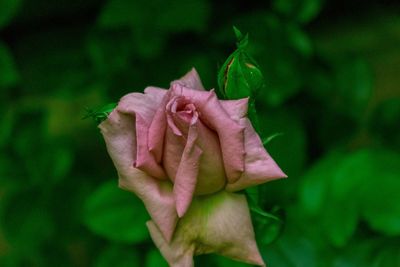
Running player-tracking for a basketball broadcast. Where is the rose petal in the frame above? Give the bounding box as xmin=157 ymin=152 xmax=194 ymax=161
xmin=99 ymin=110 xmax=178 ymax=242
xmin=147 ymin=73 xmax=204 ymax=165
xmin=226 ymin=118 xmax=287 ymax=192
xmin=200 ymin=91 xmax=245 ymax=183
xmin=119 ymin=170 xmax=178 ymax=243
xmin=171 ymin=85 xmax=245 ymax=183
xmin=173 ymin=124 xmax=202 ymax=217
xmin=164 ymin=104 xmax=226 ymax=199
xmin=147 ymin=191 xmax=265 ymax=267
xmin=219 ymin=98 xmax=249 ymax=121
xmin=194 ymin=119 xmax=226 ymax=195
xmin=99 ymin=110 xmax=136 ymax=170
xmin=117 ymin=90 xmax=167 ymax=179
xmin=171 ymin=68 xmax=205 ymax=91
xmin=218 ymin=98 xmax=287 ymax=191
xmin=144 ymin=86 xmax=168 ymax=99
xmin=148 ymin=93 xmax=170 ymax=164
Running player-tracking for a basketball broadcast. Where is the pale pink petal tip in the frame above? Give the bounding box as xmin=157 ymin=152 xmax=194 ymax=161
xmin=172 ymin=68 xmax=205 ymax=91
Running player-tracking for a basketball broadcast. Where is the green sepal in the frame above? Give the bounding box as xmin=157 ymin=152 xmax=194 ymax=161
xmin=83 ymin=103 xmax=117 ymax=124
xmin=233 ymin=26 xmax=249 ymax=49
xmin=217 ymin=50 xmax=237 ymax=99
xmin=262 ymin=132 xmax=284 ymax=146
xmin=245 ymin=187 xmax=281 ymax=222
xmin=247 ymin=100 xmax=260 ymax=133
xmin=245 ymin=187 xmax=283 ymax=245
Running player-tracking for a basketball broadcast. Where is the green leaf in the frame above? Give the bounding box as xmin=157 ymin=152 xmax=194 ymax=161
xmin=0 ymin=42 xmax=19 ymax=88
xmin=334 ymin=57 xmax=373 ymax=119
xmin=272 ymin=0 xmax=323 ymax=24
xmin=299 ymin=151 xmax=341 ymax=215
xmin=97 ymin=0 xmax=137 ymax=28
xmin=99 ymin=0 xmax=209 ymax=32
xmin=300 ymin=149 xmax=400 ymax=247
xmin=253 ymin=211 xmax=284 ymax=246
xmin=13 ymin=29 xmax=91 ymax=94
xmin=259 ymin=111 xmax=306 ymax=175
xmin=95 ymin=244 xmax=140 ymax=267
xmin=98 ymin=0 xmax=210 ymax=58
xmin=322 ymin=197 xmax=358 ymax=247
xmin=287 ymin=24 xmax=313 ymax=57
xmin=0 ymin=107 xmax=14 ymax=148
xmin=332 ymin=239 xmax=377 ymax=267
xmin=50 ymin=147 xmax=74 ymax=183
xmin=145 ymin=249 xmax=168 ymax=267
xmin=244 ymin=186 xmax=259 ymax=205
xmin=368 ymin=97 xmax=400 ymax=150
xmin=258 ymin=110 xmax=307 ymax=205
xmin=262 ymin=221 xmax=319 ymax=267
xmin=327 ymin=149 xmax=400 ymax=236
xmin=86 ymin=31 xmax=135 ymax=75
xmin=372 ymin=244 xmax=400 ymax=267
xmin=1 ymin=189 xmax=54 ymax=258
xmin=359 ymin=150 xmax=400 ymax=235
xmin=84 ymin=180 xmax=150 ymax=243
xmin=0 ymin=0 xmax=22 ymax=29
xmin=308 ymin=56 xmax=373 ymax=120
xmin=246 ymin=189 xmax=283 ymax=245
xmin=299 ymin=150 xmax=359 ymax=247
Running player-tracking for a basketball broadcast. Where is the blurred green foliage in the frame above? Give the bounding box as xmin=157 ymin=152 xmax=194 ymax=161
xmin=1 ymin=0 xmax=399 ymax=266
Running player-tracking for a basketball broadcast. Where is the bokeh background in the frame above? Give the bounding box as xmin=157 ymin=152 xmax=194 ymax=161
xmin=1 ymin=0 xmax=400 ymax=266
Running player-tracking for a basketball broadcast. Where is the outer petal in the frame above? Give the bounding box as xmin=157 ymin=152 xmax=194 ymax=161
xmin=147 ymin=191 xmax=265 ymax=266
xmin=163 ymin=126 xmax=185 ymax=180
xmin=164 ymin=110 xmax=226 ymax=216
xmin=173 ymin=124 xmax=202 ymax=218
xmin=148 ymin=94 xmax=169 ymax=163
xmin=144 ymin=86 xmax=168 ymax=99
xmin=171 ymin=85 xmax=245 ymax=183
xmin=194 ymin=119 xmax=226 ymax=195
xmin=226 ymin=118 xmax=287 ymax=192
xmin=117 ymin=88 xmax=167 ymax=179
xmin=199 ymin=90 xmax=245 ymax=183
xmin=99 ymin=110 xmax=178 ymax=242
xmin=219 ymin=98 xmax=249 ymax=121
xmin=171 ymin=68 xmax=205 ymax=91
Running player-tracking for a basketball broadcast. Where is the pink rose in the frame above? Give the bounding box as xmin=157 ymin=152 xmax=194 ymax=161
xmin=99 ymin=69 xmax=286 ymax=266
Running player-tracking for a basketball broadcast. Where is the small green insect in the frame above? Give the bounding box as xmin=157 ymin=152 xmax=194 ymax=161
xmin=83 ymin=103 xmax=117 ymax=124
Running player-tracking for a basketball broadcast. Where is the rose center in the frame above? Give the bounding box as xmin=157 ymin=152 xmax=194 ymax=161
xmin=162 ymin=94 xmax=226 ymax=200
xmin=166 ymin=96 xmax=199 ymax=136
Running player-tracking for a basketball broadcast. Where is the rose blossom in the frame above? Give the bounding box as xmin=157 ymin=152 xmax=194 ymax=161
xmin=99 ymin=69 xmax=286 ymax=266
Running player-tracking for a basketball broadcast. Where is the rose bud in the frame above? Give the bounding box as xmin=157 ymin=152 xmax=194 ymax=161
xmin=218 ymin=27 xmax=264 ymax=100
xmin=99 ymin=69 xmax=286 ymax=266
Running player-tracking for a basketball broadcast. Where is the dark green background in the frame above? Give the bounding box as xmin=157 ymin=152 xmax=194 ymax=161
xmin=1 ymin=0 xmax=399 ymax=266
